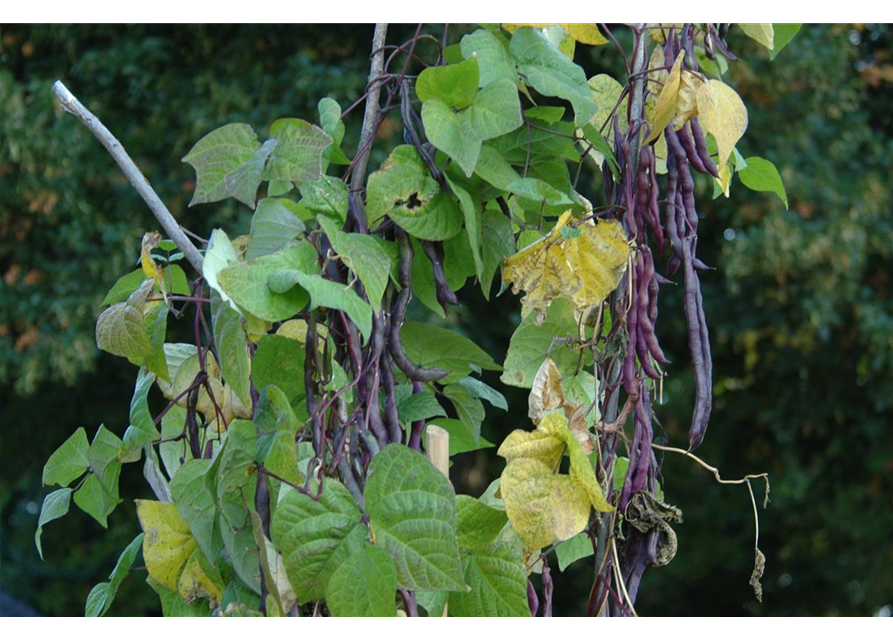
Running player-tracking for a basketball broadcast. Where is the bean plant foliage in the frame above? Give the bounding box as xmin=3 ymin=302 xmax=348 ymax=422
xmin=37 ymin=23 xmax=796 ymax=617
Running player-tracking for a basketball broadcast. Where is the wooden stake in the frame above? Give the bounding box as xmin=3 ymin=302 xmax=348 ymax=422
xmin=425 ymin=424 xmax=450 ymax=616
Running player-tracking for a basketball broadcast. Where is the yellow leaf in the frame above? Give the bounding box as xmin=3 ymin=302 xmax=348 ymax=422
xmin=588 ymin=74 xmax=626 ymax=135
xmin=739 ymin=23 xmax=774 ymax=49
xmin=645 ymin=51 xmax=684 ymax=143
xmin=715 ymin=164 xmax=732 ymax=198
xmin=503 ymin=212 xmax=629 ymax=318
xmin=696 ymin=79 xmax=748 ymax=169
xmin=560 ymin=24 xmax=609 ymax=46
xmin=140 ymin=231 xmax=164 ymax=284
xmin=178 ymin=549 xmax=224 ymax=604
xmin=671 ymin=70 xmax=705 ymax=130
xmin=557 ymin=421 xmax=613 ymax=512
xmin=498 ymin=422 xmax=566 ymax=470
xmin=136 ymin=499 xmax=197 ymax=592
xmin=501 ymin=457 xmax=590 ymax=550
xmin=528 ymin=358 xmax=566 ymax=422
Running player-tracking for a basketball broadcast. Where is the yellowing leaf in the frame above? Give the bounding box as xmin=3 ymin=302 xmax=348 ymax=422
xmin=498 ymin=421 xmax=566 ymax=470
xmin=177 ymin=549 xmax=224 ymax=604
xmin=671 ymin=70 xmax=705 ymax=130
xmin=556 ymin=421 xmax=612 ymax=512
xmin=140 ymin=231 xmax=164 ymax=284
xmin=500 ymin=457 xmax=590 ymax=550
xmin=696 ymin=79 xmax=748 ymax=169
xmin=136 ymin=499 xmax=197 ymax=592
xmin=646 ymin=52 xmax=684 ymax=143
xmin=528 ymin=358 xmax=566 ymax=423
xmin=715 ymin=164 xmax=732 ymax=198
xmin=740 ymin=23 xmax=774 ymax=49
xmin=503 ymin=212 xmax=629 ymax=318
xmin=560 ymin=24 xmax=608 ymax=46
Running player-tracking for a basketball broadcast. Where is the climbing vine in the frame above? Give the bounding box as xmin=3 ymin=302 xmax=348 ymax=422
xmin=36 ymin=23 xmax=795 ymax=616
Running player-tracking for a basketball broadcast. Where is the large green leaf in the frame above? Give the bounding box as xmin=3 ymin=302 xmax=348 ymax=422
xmin=271 ymin=480 xmax=367 ymax=603
xmin=365 ymin=444 xmax=465 ymax=591
xmin=367 ymin=146 xmax=463 ymax=240
xmin=456 ymin=495 xmax=508 ymax=551
xmin=43 ymin=427 xmax=89 ymax=487
xmin=95 ymin=279 xmax=153 ymax=359
xmin=246 ymin=198 xmax=306 ymax=260
xmin=325 ymin=543 xmax=398 ymax=617
xmin=318 ymin=216 xmax=392 ymax=309
xmin=253 ymin=334 xmax=306 ymax=414
xmin=298 ymin=175 xmax=349 ymax=223
xmin=268 ymin=269 xmax=372 ymax=342
xmin=401 ymin=321 xmax=501 ymax=384
xmin=509 ymin=27 xmax=596 ymax=125
xmin=445 ymin=174 xmax=484 ymax=281
xmin=449 ymin=542 xmax=530 ymax=617
xmin=461 ymin=29 xmax=517 ymax=88
xmin=416 ymin=57 xmax=480 ymax=109
xmin=264 ymin=118 xmax=332 ymax=183
xmin=182 ymin=123 xmax=262 ymax=206
xmin=217 ymin=243 xmax=316 ymax=322
xmin=170 ymin=459 xmax=217 ymax=562
xmin=35 ymin=488 xmax=72 ymax=559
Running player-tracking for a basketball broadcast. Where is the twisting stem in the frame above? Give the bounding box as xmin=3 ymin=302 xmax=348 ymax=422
xmin=51 ymin=81 xmax=205 ymax=273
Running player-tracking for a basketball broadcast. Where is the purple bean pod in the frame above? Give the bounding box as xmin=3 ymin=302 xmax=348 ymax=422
xmin=690 ymin=117 xmax=720 ymax=178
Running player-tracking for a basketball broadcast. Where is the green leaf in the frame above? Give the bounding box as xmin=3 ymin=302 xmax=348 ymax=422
xmin=510 ymin=27 xmax=596 ymax=125
xmin=325 ymin=543 xmax=398 ymax=617
xmin=246 ymin=198 xmax=306 ymax=260
xmin=271 ymin=480 xmax=366 ymax=603
xmin=85 ymin=533 xmax=144 ymax=616
xmin=474 ymin=144 xmax=523 ymax=191
xmin=202 ymin=229 xmax=240 ymax=311
xmin=170 ymin=460 xmax=217 ymax=564
xmin=365 ymin=444 xmax=465 ymax=591
xmin=268 ymin=269 xmax=372 ymax=342
xmin=253 ymin=335 xmax=306 ymax=415
xmin=401 ymin=321 xmax=501 ymax=384
xmin=216 ymin=419 xmax=257 ymax=502
xmin=35 ymin=488 xmax=72 ymax=560
xmin=122 ymin=369 xmax=160 ymax=456
xmin=397 ymin=390 xmax=446 ymax=423
xmin=217 ymin=243 xmax=316 ymax=322
xmin=159 ymin=406 xmax=187 ymax=479
xmin=501 ymin=298 xmax=585 ymax=388
xmin=525 ymin=105 xmax=566 ymax=123
xmin=182 ymin=123 xmax=262 ymax=206
xmin=555 ymin=531 xmax=593 ymax=571
xmin=224 ymin=138 xmax=278 ymax=208
xmin=456 ymin=495 xmax=508 ymax=551
xmin=298 ymin=175 xmax=349 ymax=223
xmin=480 ymin=207 xmax=515 ymax=298
xmin=318 ymin=97 xmax=351 ymax=166
xmin=43 ymin=427 xmax=89 ymax=487
xmin=449 ymin=542 xmax=530 ymax=617
xmin=461 ymin=29 xmax=517 ymax=88
xmin=95 ymin=279 xmax=153 ymax=359
xmin=445 ymin=174 xmax=484 ymax=281
xmin=738 ymin=156 xmax=788 ymax=208
xmin=318 ymin=216 xmax=392 ymax=309
xmin=416 ymin=57 xmax=480 ymax=109
xmin=211 ymin=290 xmax=251 ymax=407
xmin=74 ymin=472 xmax=121 ymax=528
xmin=87 ymin=425 xmax=124 ymax=493
xmin=264 ymin=118 xmax=332 ymax=183
xmin=770 ymin=24 xmax=802 ymax=60
xmin=443 ymin=383 xmax=486 ymax=445
xmin=487 ymin=118 xmax=578 ymax=164
xmin=143 ymin=302 xmax=169 ymax=381
xmin=740 ymin=23 xmax=774 ymax=50
xmin=102 ymin=270 xmax=151 ymax=306
xmin=456 ymin=376 xmax=508 ymax=411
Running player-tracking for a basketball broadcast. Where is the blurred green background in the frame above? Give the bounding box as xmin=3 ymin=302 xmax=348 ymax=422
xmin=1 ymin=24 xmax=891 ymax=616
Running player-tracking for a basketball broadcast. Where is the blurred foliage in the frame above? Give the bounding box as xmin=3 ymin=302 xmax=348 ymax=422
xmin=1 ymin=24 xmax=891 ymax=616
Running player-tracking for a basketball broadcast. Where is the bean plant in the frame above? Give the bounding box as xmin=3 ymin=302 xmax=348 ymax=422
xmin=36 ymin=23 xmax=794 ymax=616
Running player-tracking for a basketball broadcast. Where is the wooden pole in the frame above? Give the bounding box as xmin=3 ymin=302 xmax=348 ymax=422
xmin=425 ymin=424 xmax=450 ymax=616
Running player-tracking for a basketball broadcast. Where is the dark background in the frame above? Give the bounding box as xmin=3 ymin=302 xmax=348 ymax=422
xmin=1 ymin=24 xmax=891 ymax=616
